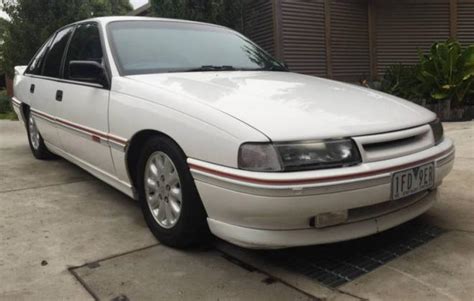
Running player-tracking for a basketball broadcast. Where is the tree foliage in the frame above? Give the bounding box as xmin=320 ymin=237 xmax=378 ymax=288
xmin=0 ymin=0 xmax=132 ymax=77
xmin=150 ymin=0 xmax=244 ymax=32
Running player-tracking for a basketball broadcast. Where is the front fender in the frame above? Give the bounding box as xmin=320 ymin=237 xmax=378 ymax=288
xmin=108 ymin=78 xmax=268 ymax=185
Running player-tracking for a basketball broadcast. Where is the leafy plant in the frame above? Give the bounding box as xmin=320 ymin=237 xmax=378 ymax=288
xmin=380 ymin=64 xmax=422 ymax=101
xmin=417 ymin=40 xmax=474 ymax=104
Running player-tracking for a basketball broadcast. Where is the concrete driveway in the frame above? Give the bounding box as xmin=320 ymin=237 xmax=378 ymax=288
xmin=1 ymin=120 xmax=473 ymax=300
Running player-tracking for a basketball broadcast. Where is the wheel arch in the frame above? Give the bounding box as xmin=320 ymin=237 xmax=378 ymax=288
xmin=125 ymin=129 xmax=186 ymax=193
xmin=20 ymin=103 xmax=30 ymax=125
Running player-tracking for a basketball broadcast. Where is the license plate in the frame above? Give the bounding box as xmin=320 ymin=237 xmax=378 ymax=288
xmin=391 ymin=163 xmax=434 ymax=200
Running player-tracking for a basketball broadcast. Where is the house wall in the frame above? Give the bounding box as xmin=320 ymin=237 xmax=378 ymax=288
xmin=279 ymin=0 xmax=327 ymax=76
xmin=243 ymin=0 xmax=371 ymax=81
xmin=330 ymin=0 xmax=370 ymax=81
xmin=131 ymin=1 xmax=474 ymax=81
xmin=243 ymin=0 xmax=276 ymax=56
xmin=457 ymin=0 xmax=474 ymax=45
xmin=244 ymin=0 xmax=474 ymax=82
xmin=372 ymin=0 xmax=474 ymax=76
xmin=373 ymin=0 xmax=451 ymax=76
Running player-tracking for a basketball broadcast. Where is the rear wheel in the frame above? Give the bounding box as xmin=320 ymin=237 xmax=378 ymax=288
xmin=26 ymin=111 xmax=56 ymax=160
xmin=137 ymin=136 xmax=210 ymax=248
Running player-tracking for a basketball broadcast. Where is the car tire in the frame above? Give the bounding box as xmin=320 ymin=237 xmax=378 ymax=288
xmin=26 ymin=110 xmax=57 ymax=160
xmin=137 ymin=135 xmax=211 ymax=248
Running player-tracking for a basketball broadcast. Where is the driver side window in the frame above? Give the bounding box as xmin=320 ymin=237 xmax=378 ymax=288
xmin=64 ymin=23 xmax=103 ymax=81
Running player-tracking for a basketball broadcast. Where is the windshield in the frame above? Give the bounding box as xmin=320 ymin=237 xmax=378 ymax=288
xmin=107 ymin=20 xmax=286 ymax=75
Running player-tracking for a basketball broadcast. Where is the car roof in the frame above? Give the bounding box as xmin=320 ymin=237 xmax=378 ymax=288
xmin=50 ymin=16 xmax=230 ymax=42
xmin=75 ymin=16 xmax=225 ymax=29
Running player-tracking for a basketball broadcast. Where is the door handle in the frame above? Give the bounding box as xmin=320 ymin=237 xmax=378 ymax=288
xmin=30 ymin=84 xmax=35 ymax=93
xmin=55 ymin=90 xmax=63 ymax=102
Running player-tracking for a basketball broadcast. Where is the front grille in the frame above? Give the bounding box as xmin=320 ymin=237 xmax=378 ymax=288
xmin=354 ymin=125 xmax=434 ymax=162
xmin=363 ymin=135 xmax=421 ymax=153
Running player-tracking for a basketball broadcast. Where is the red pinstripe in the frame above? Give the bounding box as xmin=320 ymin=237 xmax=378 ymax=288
xmin=189 ymin=147 xmax=454 ymax=186
xmin=31 ymin=108 xmax=127 ymax=145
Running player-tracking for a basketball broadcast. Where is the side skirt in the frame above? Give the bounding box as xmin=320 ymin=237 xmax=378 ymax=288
xmin=45 ymin=142 xmax=137 ymax=200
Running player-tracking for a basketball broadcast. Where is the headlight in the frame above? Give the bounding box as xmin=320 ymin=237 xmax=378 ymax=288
xmin=238 ymin=143 xmax=282 ymax=172
xmin=429 ymin=118 xmax=444 ymax=145
xmin=238 ymin=139 xmax=361 ymax=172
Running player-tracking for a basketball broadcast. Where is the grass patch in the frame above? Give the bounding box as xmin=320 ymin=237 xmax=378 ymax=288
xmin=0 ymin=111 xmax=18 ymax=120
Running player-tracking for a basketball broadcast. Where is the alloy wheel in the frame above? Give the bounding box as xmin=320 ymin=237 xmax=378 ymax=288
xmin=144 ymin=151 xmax=183 ymax=229
xmin=28 ymin=115 xmax=40 ymax=150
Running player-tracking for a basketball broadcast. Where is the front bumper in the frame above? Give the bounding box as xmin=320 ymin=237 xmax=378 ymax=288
xmin=189 ymin=138 xmax=455 ymax=249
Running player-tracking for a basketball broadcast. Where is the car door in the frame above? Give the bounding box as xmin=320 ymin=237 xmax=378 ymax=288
xmin=28 ymin=28 xmax=74 ymax=147
xmin=55 ymin=22 xmax=115 ymax=175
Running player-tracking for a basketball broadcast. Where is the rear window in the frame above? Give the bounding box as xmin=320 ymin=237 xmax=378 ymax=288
xmin=42 ymin=27 xmax=74 ymax=78
xmin=26 ymin=37 xmax=53 ymax=75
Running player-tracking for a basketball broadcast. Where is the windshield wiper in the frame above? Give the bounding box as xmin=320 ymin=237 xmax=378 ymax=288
xmin=184 ymin=64 xmax=288 ymax=73
xmin=261 ymin=65 xmax=289 ymax=72
xmin=186 ymin=65 xmax=237 ymax=72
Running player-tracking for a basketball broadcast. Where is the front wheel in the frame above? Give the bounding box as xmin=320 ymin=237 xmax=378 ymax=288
xmin=137 ymin=136 xmax=210 ymax=248
xmin=26 ymin=111 xmax=56 ymax=160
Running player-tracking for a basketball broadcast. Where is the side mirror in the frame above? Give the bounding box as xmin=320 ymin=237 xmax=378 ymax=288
xmin=69 ymin=60 xmax=108 ymax=88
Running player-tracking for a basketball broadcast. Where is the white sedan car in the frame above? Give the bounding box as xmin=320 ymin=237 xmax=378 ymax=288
xmin=12 ymin=17 xmax=454 ymax=249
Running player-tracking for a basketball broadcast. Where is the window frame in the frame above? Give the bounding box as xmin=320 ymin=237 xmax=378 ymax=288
xmin=25 ymin=35 xmax=54 ymax=76
xmin=40 ymin=25 xmax=75 ymax=79
xmin=24 ymin=21 xmax=112 ymax=90
xmin=63 ymin=22 xmax=106 ymax=83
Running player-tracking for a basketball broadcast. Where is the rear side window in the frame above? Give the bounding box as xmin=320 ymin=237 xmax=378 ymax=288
xmin=26 ymin=37 xmax=53 ymax=75
xmin=42 ymin=27 xmax=74 ymax=78
xmin=64 ymin=23 xmax=103 ymax=79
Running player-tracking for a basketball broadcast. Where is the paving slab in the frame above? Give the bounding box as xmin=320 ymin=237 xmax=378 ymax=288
xmin=0 ymin=120 xmax=28 ymax=149
xmin=443 ymin=121 xmax=474 ymax=159
xmin=423 ymin=122 xmax=474 ymax=232
xmin=0 ymin=147 xmax=93 ymax=192
xmin=0 ymin=121 xmax=157 ymax=300
xmin=0 ymin=180 xmax=158 ymax=300
xmin=0 ymin=121 xmax=92 ymax=192
xmin=72 ymin=245 xmax=314 ymax=300
xmin=339 ymin=231 xmax=474 ymax=300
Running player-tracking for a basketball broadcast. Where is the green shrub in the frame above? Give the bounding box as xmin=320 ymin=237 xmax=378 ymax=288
xmin=380 ymin=40 xmax=474 ymax=108
xmin=0 ymin=90 xmax=12 ymax=114
xmin=417 ymin=40 xmax=474 ymax=105
xmin=380 ymin=64 xmax=422 ymax=101
xmin=0 ymin=90 xmax=17 ymax=120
